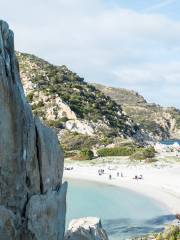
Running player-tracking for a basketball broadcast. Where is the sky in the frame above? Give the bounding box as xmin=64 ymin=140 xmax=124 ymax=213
xmin=0 ymin=0 xmax=180 ymax=108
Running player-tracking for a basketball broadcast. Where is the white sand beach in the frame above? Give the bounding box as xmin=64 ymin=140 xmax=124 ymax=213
xmin=63 ymin=157 xmax=180 ymax=215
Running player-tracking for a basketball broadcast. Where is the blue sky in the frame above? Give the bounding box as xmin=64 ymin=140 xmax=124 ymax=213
xmin=0 ymin=0 xmax=180 ymax=108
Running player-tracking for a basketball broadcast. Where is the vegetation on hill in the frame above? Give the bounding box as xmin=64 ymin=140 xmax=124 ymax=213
xmin=79 ymin=148 xmax=94 ymax=160
xmin=61 ymin=132 xmax=101 ymax=151
xmin=94 ymin=83 xmax=147 ymax=106
xmin=97 ymin=146 xmax=155 ymax=160
xmin=17 ymin=52 xmax=144 ymax=148
xmin=94 ymin=83 xmax=180 ymax=141
xmin=18 ymin=51 xmax=180 ymax=157
xmin=130 ymin=146 xmax=156 ymax=160
xmin=97 ymin=147 xmax=135 ymax=157
xmin=169 ymin=108 xmax=180 ymax=129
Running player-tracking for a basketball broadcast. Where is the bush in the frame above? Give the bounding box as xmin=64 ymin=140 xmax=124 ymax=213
xmin=80 ymin=148 xmax=94 ymax=160
xmin=60 ymin=117 xmax=69 ymax=123
xmin=27 ymin=92 xmax=34 ymax=102
xmin=130 ymin=151 xmax=146 ymax=160
xmin=33 ymin=109 xmax=45 ymax=117
xmin=32 ymin=101 xmax=44 ymax=110
xmin=130 ymin=146 xmax=156 ymax=160
xmin=46 ymin=119 xmax=64 ymax=128
xmin=143 ymin=146 xmax=156 ymax=158
xmin=61 ymin=132 xmax=99 ymax=151
xmin=97 ymin=146 xmax=156 ymax=159
xmin=64 ymin=150 xmax=77 ymax=158
xmin=97 ymin=147 xmax=135 ymax=157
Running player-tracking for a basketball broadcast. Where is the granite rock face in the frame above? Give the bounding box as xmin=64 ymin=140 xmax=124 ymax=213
xmin=65 ymin=217 xmax=109 ymax=240
xmin=26 ymin=182 xmax=67 ymax=240
xmin=35 ymin=117 xmax=64 ymax=193
xmin=0 ymin=20 xmax=66 ymax=240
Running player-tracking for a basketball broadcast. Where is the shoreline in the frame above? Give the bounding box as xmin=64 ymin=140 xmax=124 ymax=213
xmin=63 ymin=159 xmax=180 ymax=215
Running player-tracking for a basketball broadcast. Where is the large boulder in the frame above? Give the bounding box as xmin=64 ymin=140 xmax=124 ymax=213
xmin=34 ymin=117 xmax=64 ymax=193
xmin=0 ymin=20 xmax=66 ymax=239
xmin=26 ymin=182 xmax=67 ymax=240
xmin=65 ymin=217 xmax=109 ymax=240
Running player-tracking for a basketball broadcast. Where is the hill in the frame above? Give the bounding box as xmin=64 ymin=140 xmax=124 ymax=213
xmin=16 ymin=52 xmax=148 ymax=151
xmin=94 ymin=83 xmax=180 ymax=140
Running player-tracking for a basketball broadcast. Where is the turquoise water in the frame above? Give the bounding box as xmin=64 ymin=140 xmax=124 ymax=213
xmin=65 ymin=179 xmax=175 ymax=240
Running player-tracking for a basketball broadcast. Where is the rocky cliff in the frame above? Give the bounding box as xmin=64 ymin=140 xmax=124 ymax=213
xmin=0 ymin=20 xmax=66 ymax=239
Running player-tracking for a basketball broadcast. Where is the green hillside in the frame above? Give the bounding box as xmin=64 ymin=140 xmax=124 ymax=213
xmin=17 ymin=52 xmax=143 ymax=144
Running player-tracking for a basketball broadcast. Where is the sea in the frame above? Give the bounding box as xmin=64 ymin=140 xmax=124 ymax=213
xmin=65 ymin=179 xmax=174 ymax=240
xmin=161 ymin=139 xmax=180 ymax=145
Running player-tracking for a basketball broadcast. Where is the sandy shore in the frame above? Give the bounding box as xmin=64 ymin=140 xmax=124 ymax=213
xmin=63 ymin=158 xmax=180 ymax=214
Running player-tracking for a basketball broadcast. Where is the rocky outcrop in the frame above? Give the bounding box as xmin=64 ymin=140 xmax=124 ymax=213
xmin=65 ymin=120 xmax=96 ymax=136
xmin=0 ymin=20 xmax=66 ymax=239
xmin=31 ymin=91 xmax=77 ymax=121
xmin=65 ymin=217 xmax=109 ymax=240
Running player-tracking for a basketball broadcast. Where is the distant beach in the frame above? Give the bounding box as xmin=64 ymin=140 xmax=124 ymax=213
xmin=63 ymin=156 xmax=180 ymax=215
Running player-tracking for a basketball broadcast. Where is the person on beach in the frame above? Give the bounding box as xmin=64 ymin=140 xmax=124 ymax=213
xmin=139 ymin=174 xmax=143 ymax=180
xmin=121 ymin=172 xmax=123 ymax=177
xmin=117 ymin=172 xmax=119 ymax=177
xmin=109 ymin=174 xmax=112 ymax=180
xmin=134 ymin=175 xmax=138 ymax=180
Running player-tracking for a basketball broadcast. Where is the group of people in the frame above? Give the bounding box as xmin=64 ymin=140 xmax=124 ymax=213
xmin=98 ymin=169 xmax=105 ymax=175
xmin=97 ymin=168 xmax=143 ymax=181
xmin=64 ymin=167 xmax=74 ymax=171
xmin=109 ymin=171 xmax=124 ymax=180
xmin=97 ymin=168 xmax=124 ymax=180
xmin=134 ymin=174 xmax=143 ymax=180
xmin=116 ymin=172 xmax=123 ymax=177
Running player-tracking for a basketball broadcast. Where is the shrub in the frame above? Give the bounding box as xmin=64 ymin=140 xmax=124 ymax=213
xmin=143 ymin=146 xmax=156 ymax=158
xmin=46 ymin=119 xmax=64 ymax=128
xmin=32 ymin=101 xmax=44 ymax=110
xmin=79 ymin=148 xmax=94 ymax=160
xmin=64 ymin=151 xmax=77 ymax=158
xmin=130 ymin=151 xmax=145 ymax=160
xmin=46 ymin=117 xmax=69 ymax=129
xmin=60 ymin=117 xmax=69 ymax=123
xmin=61 ymin=132 xmax=99 ymax=151
xmin=130 ymin=146 xmax=156 ymax=160
xmin=97 ymin=147 xmax=135 ymax=157
xmin=33 ymin=109 xmax=45 ymax=117
xmin=97 ymin=146 xmax=156 ymax=159
xmin=27 ymin=92 xmax=34 ymax=102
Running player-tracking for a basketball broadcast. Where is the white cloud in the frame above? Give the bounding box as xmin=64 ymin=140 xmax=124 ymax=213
xmin=111 ymin=62 xmax=180 ymax=106
xmin=114 ymin=62 xmax=180 ymax=84
xmin=0 ymin=0 xmax=179 ymax=108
